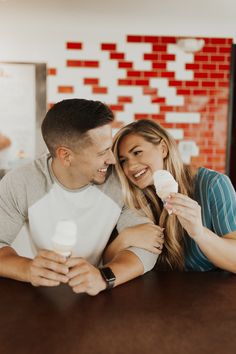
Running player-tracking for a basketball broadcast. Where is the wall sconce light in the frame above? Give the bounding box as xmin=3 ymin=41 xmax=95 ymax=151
xmin=177 ymin=38 xmax=205 ymax=53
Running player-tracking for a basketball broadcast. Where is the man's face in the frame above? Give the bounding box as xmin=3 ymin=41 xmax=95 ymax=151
xmin=70 ymin=124 xmax=115 ymax=187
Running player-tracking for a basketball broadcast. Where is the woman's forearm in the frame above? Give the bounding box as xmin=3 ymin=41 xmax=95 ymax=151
xmin=194 ymin=228 xmax=236 ymax=273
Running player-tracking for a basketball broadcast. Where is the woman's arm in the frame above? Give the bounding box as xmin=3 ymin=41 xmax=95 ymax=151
xmin=103 ymin=223 xmax=164 ymax=264
xmin=166 ymin=190 xmax=236 ymax=273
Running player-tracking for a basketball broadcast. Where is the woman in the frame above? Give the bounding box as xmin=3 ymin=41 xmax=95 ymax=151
xmin=105 ymin=119 xmax=236 ymax=272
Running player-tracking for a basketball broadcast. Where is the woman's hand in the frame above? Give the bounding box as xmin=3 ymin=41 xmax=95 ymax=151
xmin=165 ymin=193 xmax=204 ymax=240
xmin=121 ymin=223 xmax=165 ymax=255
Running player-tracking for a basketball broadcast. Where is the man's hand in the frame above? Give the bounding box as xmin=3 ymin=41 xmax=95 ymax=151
xmin=29 ymin=250 xmax=69 ymax=287
xmin=66 ymin=257 xmax=106 ymax=296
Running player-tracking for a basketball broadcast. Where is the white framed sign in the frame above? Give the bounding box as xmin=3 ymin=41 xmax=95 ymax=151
xmin=0 ymin=62 xmax=47 ymax=173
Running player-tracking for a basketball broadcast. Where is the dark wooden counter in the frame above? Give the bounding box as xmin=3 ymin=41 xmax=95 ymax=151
xmin=1 ymin=271 xmax=236 ymax=354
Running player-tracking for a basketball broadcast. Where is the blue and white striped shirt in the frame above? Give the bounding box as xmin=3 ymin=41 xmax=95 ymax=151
xmin=184 ymin=167 xmax=236 ymax=271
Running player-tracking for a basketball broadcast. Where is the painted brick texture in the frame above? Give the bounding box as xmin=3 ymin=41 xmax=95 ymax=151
xmin=47 ymin=35 xmax=233 ymax=173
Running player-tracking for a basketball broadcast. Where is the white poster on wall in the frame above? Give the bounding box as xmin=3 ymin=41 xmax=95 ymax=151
xmin=0 ymin=63 xmax=36 ymax=170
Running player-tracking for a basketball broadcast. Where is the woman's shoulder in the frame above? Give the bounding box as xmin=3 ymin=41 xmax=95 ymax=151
xmin=196 ymin=167 xmax=235 ymax=196
xmin=196 ymin=167 xmax=228 ymax=186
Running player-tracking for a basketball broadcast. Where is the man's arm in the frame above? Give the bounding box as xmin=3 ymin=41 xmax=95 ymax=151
xmin=0 ymin=246 xmax=69 ymax=286
xmin=66 ymin=250 xmax=145 ymax=296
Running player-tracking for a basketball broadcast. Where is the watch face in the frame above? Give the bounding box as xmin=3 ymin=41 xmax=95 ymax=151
xmin=100 ymin=267 xmax=116 ymax=289
xmin=101 ymin=267 xmax=116 ymax=281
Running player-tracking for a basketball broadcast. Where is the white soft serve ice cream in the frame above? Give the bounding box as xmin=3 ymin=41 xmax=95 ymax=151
xmin=52 ymin=220 xmax=77 ymax=257
xmin=153 ymin=170 xmax=178 ymax=214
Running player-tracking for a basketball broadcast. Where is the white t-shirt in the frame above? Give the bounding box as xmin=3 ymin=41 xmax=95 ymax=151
xmin=0 ymin=154 xmax=158 ymax=272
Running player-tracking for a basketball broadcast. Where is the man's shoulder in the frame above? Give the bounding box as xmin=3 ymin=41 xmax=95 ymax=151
xmin=0 ymin=154 xmax=53 ymax=196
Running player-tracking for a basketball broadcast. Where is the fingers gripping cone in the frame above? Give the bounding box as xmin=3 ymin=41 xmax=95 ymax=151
xmin=153 ymin=170 xmax=178 ymax=214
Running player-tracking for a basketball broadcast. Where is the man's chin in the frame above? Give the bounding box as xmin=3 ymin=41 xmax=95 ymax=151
xmin=91 ymin=176 xmax=106 ymax=185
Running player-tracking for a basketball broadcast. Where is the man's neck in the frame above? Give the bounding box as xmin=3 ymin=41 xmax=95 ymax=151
xmin=51 ymin=159 xmax=87 ymax=190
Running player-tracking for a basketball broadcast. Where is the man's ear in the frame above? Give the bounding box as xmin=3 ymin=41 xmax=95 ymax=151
xmin=55 ymin=146 xmax=72 ymax=167
xmin=160 ymin=140 xmax=168 ymax=159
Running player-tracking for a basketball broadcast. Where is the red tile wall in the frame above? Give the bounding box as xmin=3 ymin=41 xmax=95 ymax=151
xmin=48 ymin=36 xmax=233 ymax=173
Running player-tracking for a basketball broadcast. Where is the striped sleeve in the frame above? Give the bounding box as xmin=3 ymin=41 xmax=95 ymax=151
xmin=209 ymin=174 xmax=236 ymax=236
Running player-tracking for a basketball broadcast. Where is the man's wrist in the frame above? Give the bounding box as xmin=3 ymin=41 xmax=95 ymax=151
xmin=99 ymin=267 xmax=116 ymax=290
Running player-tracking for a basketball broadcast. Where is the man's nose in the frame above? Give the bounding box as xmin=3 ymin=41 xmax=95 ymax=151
xmin=105 ymin=150 xmax=116 ymax=165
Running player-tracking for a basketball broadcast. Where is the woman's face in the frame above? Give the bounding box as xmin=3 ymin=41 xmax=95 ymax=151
xmin=118 ymin=133 xmax=167 ymax=189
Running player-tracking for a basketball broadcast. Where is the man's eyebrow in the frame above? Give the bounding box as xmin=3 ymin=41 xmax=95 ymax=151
xmin=97 ymin=146 xmax=111 ymax=155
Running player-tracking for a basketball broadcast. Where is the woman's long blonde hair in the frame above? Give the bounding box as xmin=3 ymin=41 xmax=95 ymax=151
xmin=113 ymin=119 xmax=195 ymax=270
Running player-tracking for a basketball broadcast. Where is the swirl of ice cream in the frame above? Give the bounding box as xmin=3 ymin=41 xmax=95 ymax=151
xmin=52 ymin=220 xmax=77 ymax=257
xmin=153 ymin=170 xmax=178 ymax=214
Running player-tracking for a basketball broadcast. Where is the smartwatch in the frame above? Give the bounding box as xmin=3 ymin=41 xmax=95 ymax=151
xmin=99 ymin=267 xmax=116 ymax=290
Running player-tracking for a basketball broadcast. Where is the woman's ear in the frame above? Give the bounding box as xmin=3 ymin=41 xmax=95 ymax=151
xmin=160 ymin=140 xmax=168 ymax=159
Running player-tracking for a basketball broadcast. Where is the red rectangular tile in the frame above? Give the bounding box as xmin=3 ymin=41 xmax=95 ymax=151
xmin=92 ymin=87 xmax=107 ymax=94
xmin=185 ymin=63 xmax=200 ymax=70
xmin=58 ymin=86 xmax=74 ymax=93
xmin=161 ymin=54 xmax=175 ymax=61
xmin=152 ymin=45 xmax=167 ymax=52
xmin=134 ymin=114 xmax=149 ymax=119
xmin=211 ymin=38 xmax=230 ymax=44
xmin=161 ymin=36 xmax=176 ymax=44
xmin=202 ymin=81 xmax=216 ymax=87
xmin=118 ymin=96 xmax=133 ymax=103
xmin=152 ymin=62 xmax=167 ymax=69
xmin=193 ymin=89 xmax=208 ymax=95
xmin=218 ymin=81 xmax=229 ymax=88
xmin=84 ymin=78 xmax=99 ymax=85
xmin=195 ymin=55 xmax=209 ymax=61
xmin=143 ymin=87 xmax=157 ymax=95
xmin=219 ymin=47 xmax=231 ymax=54
xmin=127 ymin=70 xmax=142 ymax=77
xmin=83 ymin=61 xmax=99 ymax=67
xmin=109 ymin=104 xmax=124 ymax=111
xmin=161 ymin=72 xmax=175 ymax=78
xmin=194 ymin=72 xmax=208 ymax=78
xmin=118 ymin=79 xmax=133 ymax=85
xmin=143 ymin=36 xmax=159 ymax=43
xmin=47 ymin=68 xmax=57 ymax=75
xmin=210 ymin=73 xmax=224 ymax=79
xmin=144 ymin=53 xmax=159 ymax=60
xmin=151 ymin=97 xmax=166 ymax=103
xmin=176 ymin=89 xmax=191 ymax=95
xmin=202 ymin=64 xmax=217 ymax=70
xmin=66 ymin=42 xmax=82 ymax=50
xmin=118 ymin=61 xmax=133 ymax=68
xmin=110 ymin=53 xmax=125 ymax=60
xmin=168 ymin=80 xmax=182 ymax=86
xmin=202 ymin=46 xmax=217 ymax=53
xmin=143 ymin=71 xmax=158 ymax=77
xmin=101 ymin=43 xmax=117 ymax=51
xmin=127 ymin=35 xmax=143 ymax=42
xmin=185 ymin=81 xmax=199 ymax=87
xmin=211 ymin=55 xmax=225 ymax=62
xmin=134 ymin=79 xmax=149 ymax=86
xmin=219 ymin=64 xmax=230 ymax=71
xmin=67 ymin=60 xmax=83 ymax=67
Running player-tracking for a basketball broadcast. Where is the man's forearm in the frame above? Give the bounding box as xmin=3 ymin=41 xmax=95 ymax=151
xmin=104 ymin=249 xmax=144 ymax=287
xmin=0 ymin=246 xmax=32 ymax=282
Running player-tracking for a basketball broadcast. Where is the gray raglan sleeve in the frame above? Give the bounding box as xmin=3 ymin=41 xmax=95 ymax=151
xmin=0 ymin=172 xmax=27 ymax=248
xmin=116 ymin=205 xmax=158 ymax=273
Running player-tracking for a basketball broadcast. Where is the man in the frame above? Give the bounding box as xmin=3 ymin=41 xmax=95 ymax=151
xmin=0 ymin=99 xmax=159 ymax=295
